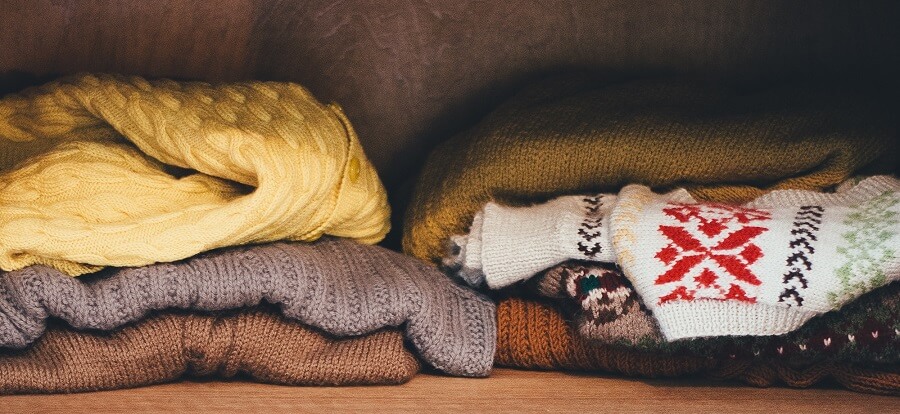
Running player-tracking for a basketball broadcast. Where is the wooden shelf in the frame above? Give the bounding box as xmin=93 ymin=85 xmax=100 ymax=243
xmin=1 ymin=368 xmax=892 ymax=412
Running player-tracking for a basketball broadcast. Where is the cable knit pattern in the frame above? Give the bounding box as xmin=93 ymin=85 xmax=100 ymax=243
xmin=0 ymin=73 xmax=390 ymax=275
xmin=610 ymin=176 xmax=900 ymax=340
xmin=0 ymin=238 xmax=496 ymax=377
xmin=0 ymin=307 xmax=420 ymax=394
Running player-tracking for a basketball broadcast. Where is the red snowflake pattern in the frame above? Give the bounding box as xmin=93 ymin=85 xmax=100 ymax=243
xmin=654 ymin=203 xmax=771 ymax=304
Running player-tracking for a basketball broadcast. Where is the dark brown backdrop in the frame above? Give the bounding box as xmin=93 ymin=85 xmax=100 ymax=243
xmin=3 ymin=0 xmax=899 ymax=185
xmin=2 ymin=0 xmax=899 ymax=247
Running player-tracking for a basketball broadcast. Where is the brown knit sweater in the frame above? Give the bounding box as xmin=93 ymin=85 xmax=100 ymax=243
xmin=0 ymin=307 xmax=419 ymax=394
xmin=496 ymin=298 xmax=900 ymax=395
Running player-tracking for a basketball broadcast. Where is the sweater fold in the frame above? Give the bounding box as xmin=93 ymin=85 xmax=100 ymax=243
xmin=0 ymin=237 xmax=496 ymax=377
xmin=0 ymin=73 xmax=390 ymax=276
xmin=0 ymin=307 xmax=419 ymax=394
xmin=404 ymin=77 xmax=898 ymax=266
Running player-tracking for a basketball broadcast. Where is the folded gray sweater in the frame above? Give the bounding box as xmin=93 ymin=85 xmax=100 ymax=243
xmin=0 ymin=237 xmax=496 ymax=377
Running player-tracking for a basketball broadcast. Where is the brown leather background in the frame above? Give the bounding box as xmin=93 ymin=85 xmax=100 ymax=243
xmin=3 ymin=0 xmax=898 ymax=189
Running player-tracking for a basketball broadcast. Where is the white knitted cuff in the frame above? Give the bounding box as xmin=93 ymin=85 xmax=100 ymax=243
xmin=479 ymin=194 xmax=617 ymax=289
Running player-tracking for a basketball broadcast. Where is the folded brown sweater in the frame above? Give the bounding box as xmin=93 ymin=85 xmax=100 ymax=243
xmin=0 ymin=237 xmax=495 ymax=377
xmin=0 ymin=307 xmax=419 ymax=394
xmin=496 ymin=297 xmax=900 ymax=395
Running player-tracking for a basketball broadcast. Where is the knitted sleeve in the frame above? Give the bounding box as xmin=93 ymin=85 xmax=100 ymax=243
xmin=0 ymin=237 xmax=496 ymax=377
xmin=443 ymin=194 xmax=623 ymax=289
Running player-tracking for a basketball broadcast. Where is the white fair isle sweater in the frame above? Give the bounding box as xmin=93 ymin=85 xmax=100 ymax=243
xmin=447 ymin=175 xmax=899 ymax=340
xmin=610 ymin=175 xmax=900 ymax=340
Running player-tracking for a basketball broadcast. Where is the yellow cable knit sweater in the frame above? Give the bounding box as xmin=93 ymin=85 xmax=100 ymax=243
xmin=0 ymin=74 xmax=389 ymax=276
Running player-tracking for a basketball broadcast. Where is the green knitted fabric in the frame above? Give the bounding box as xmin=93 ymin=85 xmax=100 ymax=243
xmin=830 ymin=191 xmax=899 ymax=306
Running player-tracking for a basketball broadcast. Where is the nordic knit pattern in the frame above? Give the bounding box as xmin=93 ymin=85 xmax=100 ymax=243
xmin=533 ymin=262 xmax=661 ymax=344
xmin=0 ymin=74 xmax=390 ymax=276
xmin=444 ymin=195 xmax=617 ymax=288
xmin=533 ymin=263 xmax=899 ymax=366
xmin=0 ymin=238 xmax=496 ymax=377
xmin=0 ymin=307 xmax=419 ymax=394
xmin=496 ymin=296 xmax=900 ymax=395
xmin=610 ymin=176 xmax=900 ymax=340
xmin=403 ymin=77 xmax=898 ymax=266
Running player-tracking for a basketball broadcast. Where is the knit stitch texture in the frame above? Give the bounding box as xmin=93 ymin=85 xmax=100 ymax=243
xmin=496 ymin=296 xmax=900 ymax=395
xmin=454 ymin=176 xmax=899 ymax=339
xmin=0 ymin=73 xmax=390 ymax=275
xmin=0 ymin=307 xmax=419 ymax=394
xmin=444 ymin=195 xmax=618 ymax=288
xmin=610 ymin=176 xmax=900 ymax=339
xmin=532 ymin=262 xmax=660 ymax=344
xmin=403 ymin=77 xmax=898 ymax=265
xmin=532 ymin=262 xmax=899 ymax=367
xmin=0 ymin=238 xmax=496 ymax=377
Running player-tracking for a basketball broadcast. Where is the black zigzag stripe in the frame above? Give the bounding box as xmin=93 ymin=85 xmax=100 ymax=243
xmin=578 ymin=227 xmax=603 ymax=241
xmin=790 ymin=228 xmax=818 ymax=240
xmin=778 ymin=205 xmax=823 ymax=307
xmin=786 ymin=252 xmax=813 ymax=270
xmin=789 ymin=237 xmax=815 ymax=254
xmin=782 ymin=269 xmax=809 ymax=289
xmin=583 ymin=196 xmax=602 ymax=214
xmin=576 ymin=196 xmax=605 ymax=258
xmin=778 ymin=287 xmax=804 ymax=307
xmin=795 ymin=212 xmax=822 ymax=220
xmin=792 ymin=221 xmax=821 ymax=231
xmin=796 ymin=206 xmax=824 ymax=218
xmin=579 ymin=220 xmax=603 ymax=230
xmin=577 ymin=241 xmax=603 ymax=257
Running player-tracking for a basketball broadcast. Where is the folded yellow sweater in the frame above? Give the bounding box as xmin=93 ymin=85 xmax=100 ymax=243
xmin=403 ymin=77 xmax=898 ymax=264
xmin=0 ymin=74 xmax=389 ymax=275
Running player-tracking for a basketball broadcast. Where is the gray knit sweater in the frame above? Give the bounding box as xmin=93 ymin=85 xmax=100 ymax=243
xmin=0 ymin=237 xmax=496 ymax=377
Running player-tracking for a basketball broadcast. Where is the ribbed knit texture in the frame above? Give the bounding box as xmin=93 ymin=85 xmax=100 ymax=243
xmin=495 ymin=297 xmax=710 ymax=375
xmin=496 ymin=297 xmax=900 ymax=395
xmin=0 ymin=73 xmax=390 ymax=276
xmin=403 ymin=77 xmax=898 ymax=266
xmin=0 ymin=307 xmax=419 ymax=394
xmin=610 ymin=176 xmax=900 ymax=340
xmin=0 ymin=238 xmax=496 ymax=377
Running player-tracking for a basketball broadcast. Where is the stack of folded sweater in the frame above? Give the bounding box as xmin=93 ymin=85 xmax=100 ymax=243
xmin=0 ymin=74 xmax=496 ymax=394
xmin=403 ymin=77 xmax=899 ymax=394
xmin=3 ymin=73 xmax=898 ymax=396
